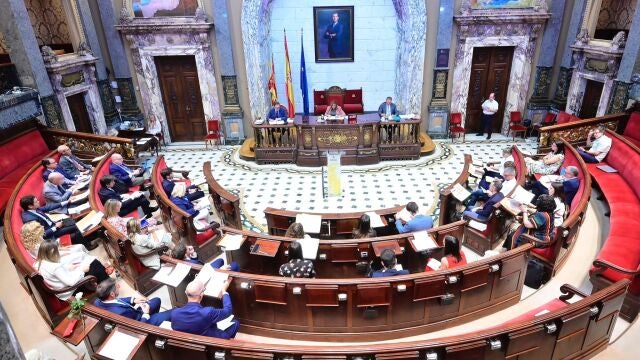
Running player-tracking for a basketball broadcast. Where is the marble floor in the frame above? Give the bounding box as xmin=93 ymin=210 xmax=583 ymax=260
xmin=1 ymin=134 xmax=637 ymax=359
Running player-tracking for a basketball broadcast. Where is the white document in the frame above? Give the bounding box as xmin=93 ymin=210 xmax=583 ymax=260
xmin=196 ymin=266 xmax=230 ymax=298
xmin=511 ymin=185 xmax=536 ymax=205
xmin=136 ymin=137 xmax=153 ymax=145
xmin=68 ymin=202 xmax=90 ymax=215
xmin=469 ymin=220 xmax=488 ymax=231
xmin=47 ymin=213 xmax=69 ymax=222
xmin=217 ymin=234 xmax=245 ymax=251
xmin=97 ymin=330 xmax=141 ymax=360
xmin=152 ymin=262 xmax=191 ymax=288
xmin=396 ymin=208 xmax=412 ymax=223
xmin=394 ymin=264 xmax=404 ymax=271
xmin=159 ymin=321 xmax=172 ymax=330
xmin=451 ymin=183 xmax=471 ymax=202
xmin=76 ymin=211 xmax=104 ymax=233
xmin=216 ymin=315 xmax=235 ymax=330
xmin=295 ymin=213 xmax=322 ymax=234
xmin=298 ymin=237 xmax=320 ymax=260
xmin=484 ymin=176 xmax=495 ymax=183
xmin=364 ymin=212 xmax=385 ymax=228
xmin=71 ymin=190 xmax=90 ymax=202
xmin=410 ymin=230 xmax=438 ymax=251
xmin=427 ymin=258 xmax=442 ymax=270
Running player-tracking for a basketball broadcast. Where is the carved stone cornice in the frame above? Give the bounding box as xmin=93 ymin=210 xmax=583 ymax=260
xmin=116 ymin=17 xmax=213 ymax=34
xmin=43 ymin=53 xmax=98 ymax=72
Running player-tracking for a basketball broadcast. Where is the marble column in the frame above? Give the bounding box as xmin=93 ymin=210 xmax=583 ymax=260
xmin=552 ymin=0 xmax=587 ymax=110
xmin=608 ymin=3 xmax=640 ymax=114
xmin=527 ymin=0 xmax=566 ymax=123
xmin=0 ymin=0 xmax=64 ymax=128
xmin=427 ymin=0 xmax=454 ymax=138
xmin=213 ymin=0 xmax=244 ymax=142
xmin=96 ymin=0 xmax=141 ymax=119
xmin=76 ymin=0 xmax=117 ymax=124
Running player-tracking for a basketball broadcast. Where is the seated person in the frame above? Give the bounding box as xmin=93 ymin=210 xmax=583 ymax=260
xmin=41 ymin=158 xmax=75 ymax=183
xmin=324 ymin=101 xmax=346 ymax=117
xmin=525 ymin=141 xmax=565 ymax=175
xmin=467 ymin=166 xmax=517 ymax=207
xmin=170 ymin=183 xmax=213 ymax=230
xmin=525 ymin=165 xmax=580 ymax=206
xmin=34 ymin=241 xmax=109 ymax=300
xmin=58 ymin=144 xmax=93 ymax=178
xmin=160 ymin=167 xmax=204 ymax=201
xmin=43 ymin=172 xmax=85 ymax=214
xmin=21 ymin=221 xmax=88 ymax=259
xmin=98 ymin=175 xmax=156 ymax=218
xmin=171 ymin=279 xmax=240 ymax=339
xmin=267 ymin=101 xmax=288 ymax=120
xmin=395 ymin=202 xmax=433 ymax=233
xmin=110 ymin=153 xmax=147 ymax=187
xmin=549 ymin=182 xmax=566 ymax=227
xmin=369 ymin=248 xmax=409 ymax=277
xmin=126 ymin=218 xmax=174 ymax=270
xmin=94 ymin=278 xmax=172 ymax=326
xmin=279 ymin=241 xmax=315 ymax=278
xmin=172 ymin=242 xmax=204 ymax=265
xmin=352 ymin=214 xmax=377 ymax=239
xmin=477 ymin=147 xmax=513 ymax=190
xmin=104 ymin=199 xmax=158 ymax=235
xmin=577 ymin=125 xmax=612 ymax=163
xmin=20 ymin=195 xmax=95 ymax=249
xmin=284 ymin=222 xmax=306 ymax=238
xmin=503 ymin=194 xmax=556 ymax=251
xmin=426 ymin=235 xmax=467 ymax=271
xmin=146 ymin=114 xmax=162 ymax=139
xmin=463 ymin=180 xmax=504 ymax=221
xmin=378 ymin=96 xmax=398 ymax=118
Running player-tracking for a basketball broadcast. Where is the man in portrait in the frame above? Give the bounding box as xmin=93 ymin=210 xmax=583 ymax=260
xmin=324 ymin=12 xmax=344 ymax=58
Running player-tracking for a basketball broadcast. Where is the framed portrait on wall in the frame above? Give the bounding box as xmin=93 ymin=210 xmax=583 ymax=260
xmin=313 ymin=6 xmax=354 ymax=63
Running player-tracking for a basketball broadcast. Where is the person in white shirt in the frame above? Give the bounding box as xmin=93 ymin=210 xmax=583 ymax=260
xmin=577 ymin=125 xmax=612 ymax=163
xmin=478 ymin=92 xmax=499 ymax=139
xmin=467 ymin=166 xmax=517 ymax=206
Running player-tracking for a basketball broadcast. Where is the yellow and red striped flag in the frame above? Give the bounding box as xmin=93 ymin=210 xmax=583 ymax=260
xmin=284 ymin=30 xmax=295 ymax=117
xmin=268 ymin=54 xmax=278 ymax=105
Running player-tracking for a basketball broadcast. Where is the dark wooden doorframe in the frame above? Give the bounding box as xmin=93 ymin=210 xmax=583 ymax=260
xmin=579 ymin=79 xmax=604 ymax=119
xmin=155 ymin=56 xmax=206 ymax=142
xmin=66 ymin=92 xmax=93 ymax=133
xmin=465 ymin=46 xmax=514 ymax=133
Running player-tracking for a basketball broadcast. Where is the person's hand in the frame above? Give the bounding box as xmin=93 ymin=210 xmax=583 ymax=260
xmin=220 ymin=264 xmax=231 ymax=270
xmin=221 ymin=278 xmax=232 ymax=293
xmin=135 ymin=168 xmax=142 ymax=175
xmin=188 ymin=188 xmax=196 ymax=194
xmin=520 ymin=204 xmax=528 ymax=212
xmin=133 ymin=294 xmax=148 ymax=304
xmin=588 ymin=130 xmax=594 ymax=137
xmin=140 ymin=302 xmax=150 ymax=314
xmin=55 ymin=221 xmax=63 ymax=229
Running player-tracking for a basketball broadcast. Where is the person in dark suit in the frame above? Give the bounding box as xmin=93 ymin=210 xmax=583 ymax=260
xmin=324 ymin=12 xmax=344 ymax=58
xmin=110 ymin=153 xmax=147 ymax=188
xmin=20 ymin=195 xmax=96 ymax=249
xmin=160 ymin=167 xmax=204 ymax=201
xmin=369 ymin=249 xmax=410 ymax=278
xmin=98 ymin=175 xmax=156 ymax=217
xmin=463 ymin=180 xmax=505 ymax=221
xmin=267 ymin=102 xmax=288 ymax=120
xmin=377 ymin=97 xmax=398 ymax=118
xmin=562 ymin=166 xmax=580 ymax=206
xmin=171 ymin=278 xmax=240 ymax=339
xmin=94 ymin=278 xmax=172 ymax=326
xmin=57 ymin=145 xmax=93 ymax=178
xmin=41 ymin=158 xmax=75 ymax=183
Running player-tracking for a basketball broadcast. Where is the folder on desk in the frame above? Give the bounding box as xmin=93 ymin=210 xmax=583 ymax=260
xmin=152 ymin=262 xmax=190 ymax=287
xmin=451 ymin=183 xmax=471 ymax=202
xmin=298 ymin=237 xmax=320 ymax=260
xmin=364 ymin=211 xmax=385 ymax=228
xmin=410 ymin=231 xmax=438 ymax=251
xmin=196 ymin=266 xmax=229 ymax=298
xmin=217 ymin=234 xmax=245 ymax=251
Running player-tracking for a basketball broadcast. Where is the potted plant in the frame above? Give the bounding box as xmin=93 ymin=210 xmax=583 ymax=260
xmin=62 ymin=292 xmax=87 ymax=337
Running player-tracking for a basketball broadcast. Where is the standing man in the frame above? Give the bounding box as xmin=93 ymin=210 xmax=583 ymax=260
xmin=324 ymin=12 xmax=344 ymax=58
xmin=478 ymin=93 xmax=499 ymax=139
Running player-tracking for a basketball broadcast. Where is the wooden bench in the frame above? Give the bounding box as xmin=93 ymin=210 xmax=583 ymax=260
xmin=78 ymin=278 xmax=629 ymax=359
xmin=587 ymin=129 xmax=640 ymax=321
xmin=265 ymin=206 xmax=405 ymax=239
xmin=204 ymin=161 xmax=242 ymax=230
xmin=537 ymin=112 xmax=625 ymax=150
xmin=438 ymin=154 xmax=473 ymax=226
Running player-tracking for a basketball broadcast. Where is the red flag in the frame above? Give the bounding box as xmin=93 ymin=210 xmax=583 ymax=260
xmin=284 ymin=30 xmax=295 ymax=117
xmin=268 ymin=54 xmax=278 ymax=105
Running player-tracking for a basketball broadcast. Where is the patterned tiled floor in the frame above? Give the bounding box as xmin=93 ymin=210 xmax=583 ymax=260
xmin=161 ymin=134 xmax=539 ymax=231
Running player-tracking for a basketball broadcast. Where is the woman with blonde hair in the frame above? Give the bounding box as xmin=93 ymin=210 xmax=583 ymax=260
xmin=170 ymin=182 xmax=211 ymax=230
xmin=21 ymin=221 xmax=87 ymax=259
xmin=105 ymin=199 xmax=157 ymax=235
xmin=126 ymin=218 xmax=174 ymax=270
xmin=34 ymin=241 xmax=109 ymax=300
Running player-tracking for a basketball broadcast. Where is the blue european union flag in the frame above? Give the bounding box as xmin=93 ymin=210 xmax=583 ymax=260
xmin=300 ymin=33 xmax=309 ymax=115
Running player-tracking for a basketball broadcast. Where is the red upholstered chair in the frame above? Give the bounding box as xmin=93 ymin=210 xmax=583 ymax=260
xmin=509 ymin=111 xmax=527 ymax=140
xmin=449 ymin=113 xmax=465 ymax=142
xmin=205 ymin=119 xmax=224 ymax=149
xmin=556 ymin=111 xmax=571 ymax=124
xmin=532 ymin=112 xmax=556 ymax=139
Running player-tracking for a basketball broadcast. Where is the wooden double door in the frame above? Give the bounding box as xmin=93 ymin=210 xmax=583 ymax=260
xmin=155 ymin=56 xmax=205 ymax=142
xmin=465 ymin=46 xmax=514 ymax=133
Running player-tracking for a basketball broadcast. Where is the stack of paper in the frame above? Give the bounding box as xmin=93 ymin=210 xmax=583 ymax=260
xmin=469 ymin=220 xmax=488 ymax=231
xmin=152 ymin=263 xmax=191 ymax=287
xmin=298 ymin=237 xmax=320 ymax=260
xmin=410 ymin=231 xmax=438 ymax=251
xmin=427 ymin=258 xmax=441 ymax=270
xmin=217 ymin=234 xmax=245 ymax=251
xmin=511 ymin=185 xmax=536 ymax=205
xmin=396 ymin=208 xmax=412 ymax=223
xmin=76 ymin=211 xmax=104 ymax=233
xmin=196 ymin=267 xmax=230 ymax=298
xmin=451 ymin=183 xmax=471 ymax=202
xmin=97 ymin=330 xmax=141 ymax=360
xmin=296 ymin=213 xmax=322 ymax=234
xmin=364 ymin=212 xmax=385 ymax=228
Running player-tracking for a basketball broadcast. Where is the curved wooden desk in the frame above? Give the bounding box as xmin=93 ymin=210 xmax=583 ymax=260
xmin=204 ymin=161 xmax=242 ymax=230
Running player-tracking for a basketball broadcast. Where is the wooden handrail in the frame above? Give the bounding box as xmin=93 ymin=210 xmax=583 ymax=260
xmin=538 ymin=112 xmax=627 ymax=149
